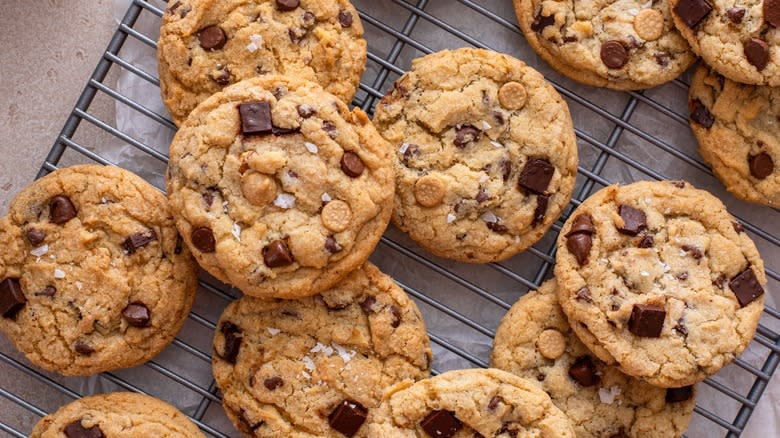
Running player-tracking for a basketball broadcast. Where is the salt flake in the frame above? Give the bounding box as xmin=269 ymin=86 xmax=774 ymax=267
xmin=399 ymin=143 xmax=410 ymax=154
xmin=303 ymin=355 xmax=316 ymax=371
xmin=321 ymin=192 xmax=332 ymax=202
xmin=446 ymin=213 xmax=456 ymax=223
xmin=640 ymin=271 xmax=649 ymax=277
xmin=75 ymin=281 xmax=83 ymax=291
xmin=247 ymin=34 xmax=263 ymax=52
xmin=490 ymin=140 xmax=503 ymax=148
xmin=31 ymin=244 xmax=49 ymax=257
xmin=274 ymin=193 xmax=296 ymax=209
xmin=54 ymin=269 xmax=66 ymax=279
xmin=598 ymin=386 xmax=621 ymax=404
xmin=481 ymin=211 xmax=498 ymax=223
xmin=305 ymin=142 xmax=319 ymax=154
xmin=310 ymin=342 xmax=334 ymax=356
xmin=332 ymin=343 xmax=356 ymax=363
xmin=482 ymin=120 xmax=492 ymax=130
xmin=267 ymin=327 xmax=280 ymax=336
xmin=232 ymin=223 xmax=241 ymax=241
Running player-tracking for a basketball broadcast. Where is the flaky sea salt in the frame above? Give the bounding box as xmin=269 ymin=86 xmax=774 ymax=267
xmin=333 ymin=343 xmax=356 ymax=363
xmin=305 ymin=142 xmax=319 ymax=154
xmin=479 ymin=174 xmax=489 ymax=183
xmin=399 ymin=143 xmax=410 ymax=154
xmin=231 ymin=223 xmax=241 ymax=241
xmin=447 ymin=213 xmax=456 ymax=223
xmin=321 ymin=192 xmax=332 ymax=203
xmin=303 ymin=356 xmax=316 ymax=371
xmin=75 ymin=281 xmax=83 ymax=291
xmin=640 ymin=271 xmax=649 ymax=277
xmin=267 ymin=327 xmax=280 ymax=336
xmin=598 ymin=386 xmax=621 ymax=404
xmin=247 ymin=34 xmax=263 ymax=52
xmin=30 ymin=244 xmax=48 ymax=257
xmin=54 ymin=269 xmax=66 ymax=279
xmin=482 ymin=120 xmax=492 ymax=130
xmin=481 ymin=211 xmax=498 ymax=223
xmin=310 ymin=342 xmax=334 ymax=356
xmin=490 ymin=140 xmax=503 ymax=148
xmin=274 ymin=193 xmax=296 ymax=209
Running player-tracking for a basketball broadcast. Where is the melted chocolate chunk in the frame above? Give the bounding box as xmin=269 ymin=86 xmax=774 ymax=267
xmin=50 ymin=195 xmax=77 ymax=224
xmin=518 ymin=158 xmax=554 ymax=194
xmin=638 ymin=235 xmax=654 ymax=248
xmin=191 ymin=227 xmax=216 ymax=253
xmin=690 ymin=98 xmax=714 ymax=128
xmin=26 ymin=228 xmax=46 ymax=246
xmin=122 ymin=302 xmax=151 ymax=327
xmin=420 ymin=410 xmax=461 ymax=438
xmin=338 ymin=10 xmax=354 ymax=27
xmin=197 ymin=25 xmax=227 ymax=50
xmin=531 ymin=194 xmax=550 ymax=227
xmin=732 ymin=221 xmax=745 ymax=233
xmin=566 ymin=214 xmax=595 ymax=236
xmin=567 ymin=234 xmax=592 ymax=265
xmin=74 ymin=340 xmax=94 ymax=355
xmin=297 ymin=104 xmax=317 ymax=118
xmin=673 ymin=318 xmax=688 ymax=336
xmin=220 ymin=322 xmax=242 ymax=364
xmin=501 ymin=159 xmax=512 ymax=182
xmin=275 ymin=0 xmax=300 ymax=11
xmin=240 ymin=101 xmax=273 ymax=135
xmin=655 ymin=52 xmax=672 ymax=66
xmin=617 ymin=205 xmax=646 ymax=235
xmin=576 ymin=287 xmax=593 ymax=303
xmin=264 ymin=376 xmax=284 ymax=390
xmin=681 ymin=244 xmax=703 ymax=259
xmin=340 ymin=152 xmax=365 ymax=177
xmin=745 ymin=38 xmax=770 ymax=71
xmin=727 ymin=6 xmax=746 ymax=23
xmin=764 ymin=0 xmax=780 ymax=27
xmin=569 ymin=356 xmax=600 ymax=386
xmin=666 ymin=385 xmax=694 ymax=402
xmin=123 ymin=229 xmax=157 ymax=254
xmin=325 ymin=236 xmax=343 ymax=253
xmin=530 ymin=13 xmax=555 ymax=32
xmin=729 ymin=267 xmax=765 ymax=307
xmin=390 ymin=306 xmax=402 ymax=328
xmin=488 ymin=395 xmax=501 ymax=410
xmin=454 ymin=125 xmax=481 ymax=148
xmin=0 ymin=278 xmax=26 ymax=318
xmin=264 ymin=239 xmax=294 ymax=267
xmin=628 ymin=304 xmax=666 ymax=337
xmin=673 ymin=0 xmax=712 ymax=28
xmin=600 ymin=41 xmax=628 ymax=69
xmin=360 ymin=296 xmax=376 ymax=314
xmin=328 ymin=400 xmax=368 ymax=437
xmin=213 ymin=67 xmax=231 ymax=85
xmin=63 ymin=420 xmax=105 ymax=438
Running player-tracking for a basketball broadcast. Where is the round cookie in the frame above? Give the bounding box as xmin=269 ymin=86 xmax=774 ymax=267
xmin=670 ymin=0 xmax=780 ymax=85
xmin=372 ymin=48 xmax=578 ymax=263
xmin=158 ymin=0 xmax=367 ymax=125
xmin=555 ymin=180 xmax=766 ymax=387
xmin=31 ymin=392 xmax=206 ymax=437
xmin=491 ymin=279 xmax=696 ymax=438
xmin=513 ymin=0 xmax=696 ymax=90
xmin=688 ymin=64 xmax=780 ymax=206
xmin=367 ymin=368 xmax=576 ymax=437
xmin=212 ymin=263 xmax=432 ymax=438
xmin=0 ymin=165 xmax=198 ymax=376
xmin=166 ymin=76 xmax=394 ymax=299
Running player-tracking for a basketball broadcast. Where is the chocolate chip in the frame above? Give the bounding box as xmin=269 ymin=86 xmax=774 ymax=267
xmin=566 ymin=214 xmax=595 ymax=236
xmin=264 ymin=376 xmax=284 ymax=390
xmin=654 ymin=52 xmax=671 ymax=67
xmin=727 ymin=6 xmax=746 ymax=23
xmin=214 ymin=67 xmax=231 ymax=86
xmin=576 ymin=287 xmax=593 ymax=303
xmin=765 ymin=0 xmax=780 ymax=26
xmin=518 ymin=158 xmax=554 ymax=194
xmin=673 ymin=318 xmax=688 ymax=336
xmin=729 ymin=267 xmax=765 ymax=307
xmin=673 ymin=0 xmax=712 ymax=28
xmin=493 ymin=110 xmax=506 ymax=125
xmin=26 ymin=228 xmax=46 ymax=246
xmin=240 ymin=101 xmax=273 ymax=136
xmin=74 ymin=340 xmax=94 ymax=355
xmin=749 ymin=152 xmax=774 ymax=179
xmin=681 ymin=244 xmax=703 ymax=259
xmin=123 ymin=229 xmax=157 ymax=254
xmin=340 ymin=152 xmax=365 ymax=178
xmin=600 ymin=41 xmax=628 ymax=69
xmin=275 ymin=0 xmax=300 ymax=11
xmin=713 ymin=274 xmax=727 ymax=289
xmin=454 ymin=125 xmax=481 ymax=148
xmin=486 ymin=221 xmax=508 ymax=233
xmin=569 ymin=356 xmax=600 ymax=386
xmin=0 ymin=278 xmax=26 ymax=318
xmin=690 ymin=98 xmax=714 ymax=128
xmin=531 ymin=194 xmax=550 ymax=227
xmin=638 ymin=235 xmax=654 ymax=248
xmin=288 ymin=28 xmax=304 ymax=43
xmin=264 ymin=239 xmax=294 ymax=267
xmin=325 ymin=236 xmax=343 ymax=253
xmin=220 ymin=322 xmax=242 ymax=363
xmin=391 ymin=306 xmax=402 ymax=328
xmin=420 ymin=410 xmax=462 ymax=438
xmin=665 ymin=385 xmax=694 ymax=402
xmin=360 ymin=296 xmax=376 ymax=314
xmin=675 ymin=271 xmax=689 ymax=281
xmin=122 ymin=302 xmax=151 ymax=327
xmin=50 ymin=195 xmax=77 ymax=224
xmin=500 ymin=160 xmax=512 ymax=182
xmin=64 ymin=419 xmax=104 ymax=438
xmin=567 ymin=234 xmax=592 ymax=265
xmin=563 ymin=35 xmax=578 ymax=43
xmin=530 ymin=13 xmax=555 ymax=32
xmin=297 ymin=104 xmax=317 ymax=118
xmin=476 ymin=188 xmax=490 ymax=203
xmin=488 ymin=395 xmax=501 ymax=410
xmin=628 ymin=304 xmax=666 ymax=337
xmin=35 ymin=285 xmax=56 ymax=297
xmin=338 ymin=10 xmax=354 ymax=27
xmin=328 ymin=400 xmax=368 ymax=437
xmin=745 ymin=38 xmax=770 ymax=71
xmin=323 ymin=121 xmax=338 ymax=138
xmin=197 ymin=25 xmax=227 ymax=51
xmin=617 ymin=205 xmax=647 ymax=236
xmin=191 ymin=227 xmax=216 ymax=253
xmin=732 ymin=221 xmax=745 ymax=233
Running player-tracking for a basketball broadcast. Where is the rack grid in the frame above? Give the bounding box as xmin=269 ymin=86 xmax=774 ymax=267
xmin=0 ymin=0 xmax=778 ymax=437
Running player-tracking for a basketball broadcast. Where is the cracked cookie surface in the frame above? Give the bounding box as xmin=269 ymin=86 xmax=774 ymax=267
xmin=367 ymin=368 xmax=575 ymax=437
xmin=0 ymin=165 xmax=198 ymax=376
xmin=31 ymin=392 xmax=206 ymax=437
xmin=555 ymin=180 xmax=765 ymax=387
xmin=211 ymin=263 xmax=432 ymax=438
xmin=688 ymin=64 xmax=780 ymax=206
xmin=166 ymin=76 xmax=393 ymax=299
xmin=158 ymin=0 xmax=366 ymax=125
xmin=373 ymin=48 xmax=577 ymax=263
xmin=514 ymin=0 xmax=696 ymax=89
xmin=492 ymin=279 xmax=695 ymax=438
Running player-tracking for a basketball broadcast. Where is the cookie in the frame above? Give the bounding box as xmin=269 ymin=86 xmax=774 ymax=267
xmin=0 ymin=165 xmax=197 ymax=376
xmin=211 ymin=263 xmax=431 ymax=438
xmin=688 ymin=64 xmax=780 ymax=206
xmin=166 ymin=76 xmax=394 ymax=299
xmin=492 ymin=279 xmax=696 ymax=438
xmin=670 ymin=0 xmax=780 ymax=85
xmin=372 ymin=48 xmax=578 ymax=263
xmin=30 ymin=392 xmax=206 ymax=437
xmin=367 ymin=368 xmax=576 ymax=437
xmin=158 ymin=0 xmax=367 ymax=125
xmin=514 ymin=0 xmax=696 ymax=90
xmin=555 ymin=180 xmax=766 ymax=387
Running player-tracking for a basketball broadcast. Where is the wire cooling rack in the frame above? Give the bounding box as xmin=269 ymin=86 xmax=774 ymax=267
xmin=0 ymin=0 xmax=778 ymax=437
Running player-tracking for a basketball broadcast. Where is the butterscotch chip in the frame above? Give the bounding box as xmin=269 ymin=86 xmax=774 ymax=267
xmin=241 ymin=172 xmax=277 ymax=206
xmin=414 ymin=175 xmax=446 ymax=207
xmin=536 ymin=329 xmax=566 ymax=359
xmin=498 ymin=82 xmax=528 ymax=110
xmin=634 ymin=9 xmax=664 ymax=41
xmin=321 ymin=200 xmax=353 ymax=232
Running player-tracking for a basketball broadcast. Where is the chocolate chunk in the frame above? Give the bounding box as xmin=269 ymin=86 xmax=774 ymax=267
xmin=220 ymin=322 xmax=242 ymax=363
xmin=681 ymin=244 xmax=703 ymax=259
xmin=665 ymin=385 xmax=694 ymax=402
xmin=673 ymin=0 xmax=712 ymax=28
xmin=727 ymin=6 xmax=746 ymax=23
xmin=518 ymin=158 xmax=554 ymax=194
xmin=122 ymin=302 xmax=151 ymax=327
xmin=275 ymin=0 xmax=300 ymax=11
xmin=530 ymin=13 xmax=555 ymax=32
xmin=486 ymin=221 xmax=508 ymax=233
xmin=123 ymin=229 xmax=158 ymax=254
xmin=328 ymin=400 xmax=368 ymax=437
xmin=501 ymin=160 xmax=512 ymax=181
xmin=74 ymin=340 xmax=94 ymax=355
xmin=567 ymin=234 xmax=592 ymax=265
xmin=732 ymin=221 xmax=745 ymax=233
xmin=749 ymin=152 xmax=774 ymax=179
xmin=628 ymin=304 xmax=666 ymax=337
xmin=765 ymin=0 xmax=780 ymax=26
xmin=390 ymin=306 xmax=402 ymax=328
xmin=600 ymin=41 xmax=628 ymax=69
xmin=569 ymin=356 xmax=600 ymax=387
xmin=26 ymin=228 xmax=46 ymax=246
xmin=64 ymin=419 xmax=104 ymax=438
xmin=197 ymin=25 xmax=227 ymax=51
xmin=0 ymin=278 xmax=26 ymax=318
xmin=191 ymin=227 xmax=216 ymax=253
xmin=50 ymin=195 xmax=77 ymax=224
xmin=488 ymin=395 xmax=501 ymax=410
xmin=325 ymin=236 xmax=343 ymax=253
xmin=420 ymin=410 xmax=462 ymax=438
xmin=35 ymin=285 xmax=57 ymax=297
xmin=617 ymin=205 xmax=646 ymax=235
xmin=213 ymin=67 xmax=231 ymax=86
xmin=264 ymin=239 xmax=294 ymax=267
xmin=360 ymin=296 xmax=376 ymax=314
xmin=654 ymin=52 xmax=671 ymax=67
xmin=566 ymin=214 xmax=595 ymax=236
xmin=297 ymin=104 xmax=317 ymax=118
xmin=745 ymin=38 xmax=770 ymax=71
xmin=729 ymin=267 xmax=765 ymax=307
xmin=240 ymin=101 xmax=273 ymax=136
xmin=454 ymin=125 xmax=481 ymax=148
xmin=338 ymin=10 xmax=354 ymax=27
xmin=271 ymin=125 xmax=300 ymax=136
xmin=673 ymin=318 xmax=688 ymax=336
xmin=264 ymin=376 xmax=284 ymax=390
xmin=690 ymin=98 xmax=714 ymax=128
xmin=340 ymin=152 xmax=365 ymax=177
xmin=563 ymin=35 xmax=578 ymax=43
xmin=323 ymin=121 xmax=338 ymax=138
xmin=531 ymin=194 xmax=550 ymax=227
xmin=638 ymin=235 xmax=654 ymax=248
xmin=576 ymin=287 xmax=593 ymax=303
xmin=675 ymin=271 xmax=689 ymax=281
xmin=476 ymin=188 xmax=490 ymax=203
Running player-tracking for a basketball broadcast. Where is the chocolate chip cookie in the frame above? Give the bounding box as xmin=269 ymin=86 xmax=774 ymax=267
xmin=671 ymin=0 xmax=780 ymax=85
xmin=166 ymin=76 xmax=394 ymax=299
xmin=514 ymin=0 xmax=696 ymax=89
xmin=555 ymin=180 xmax=766 ymax=387
xmin=367 ymin=368 xmax=576 ymax=437
xmin=688 ymin=64 xmax=780 ymax=206
xmin=0 ymin=165 xmax=198 ymax=376
xmin=31 ymin=392 xmax=206 ymax=437
xmin=372 ymin=48 xmax=578 ymax=263
xmin=158 ymin=0 xmax=367 ymax=125
xmin=212 ymin=263 xmax=432 ymax=437
xmin=492 ymin=279 xmax=696 ymax=437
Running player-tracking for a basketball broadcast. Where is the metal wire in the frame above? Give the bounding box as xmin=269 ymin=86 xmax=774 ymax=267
xmin=0 ymin=0 xmax=778 ymax=437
